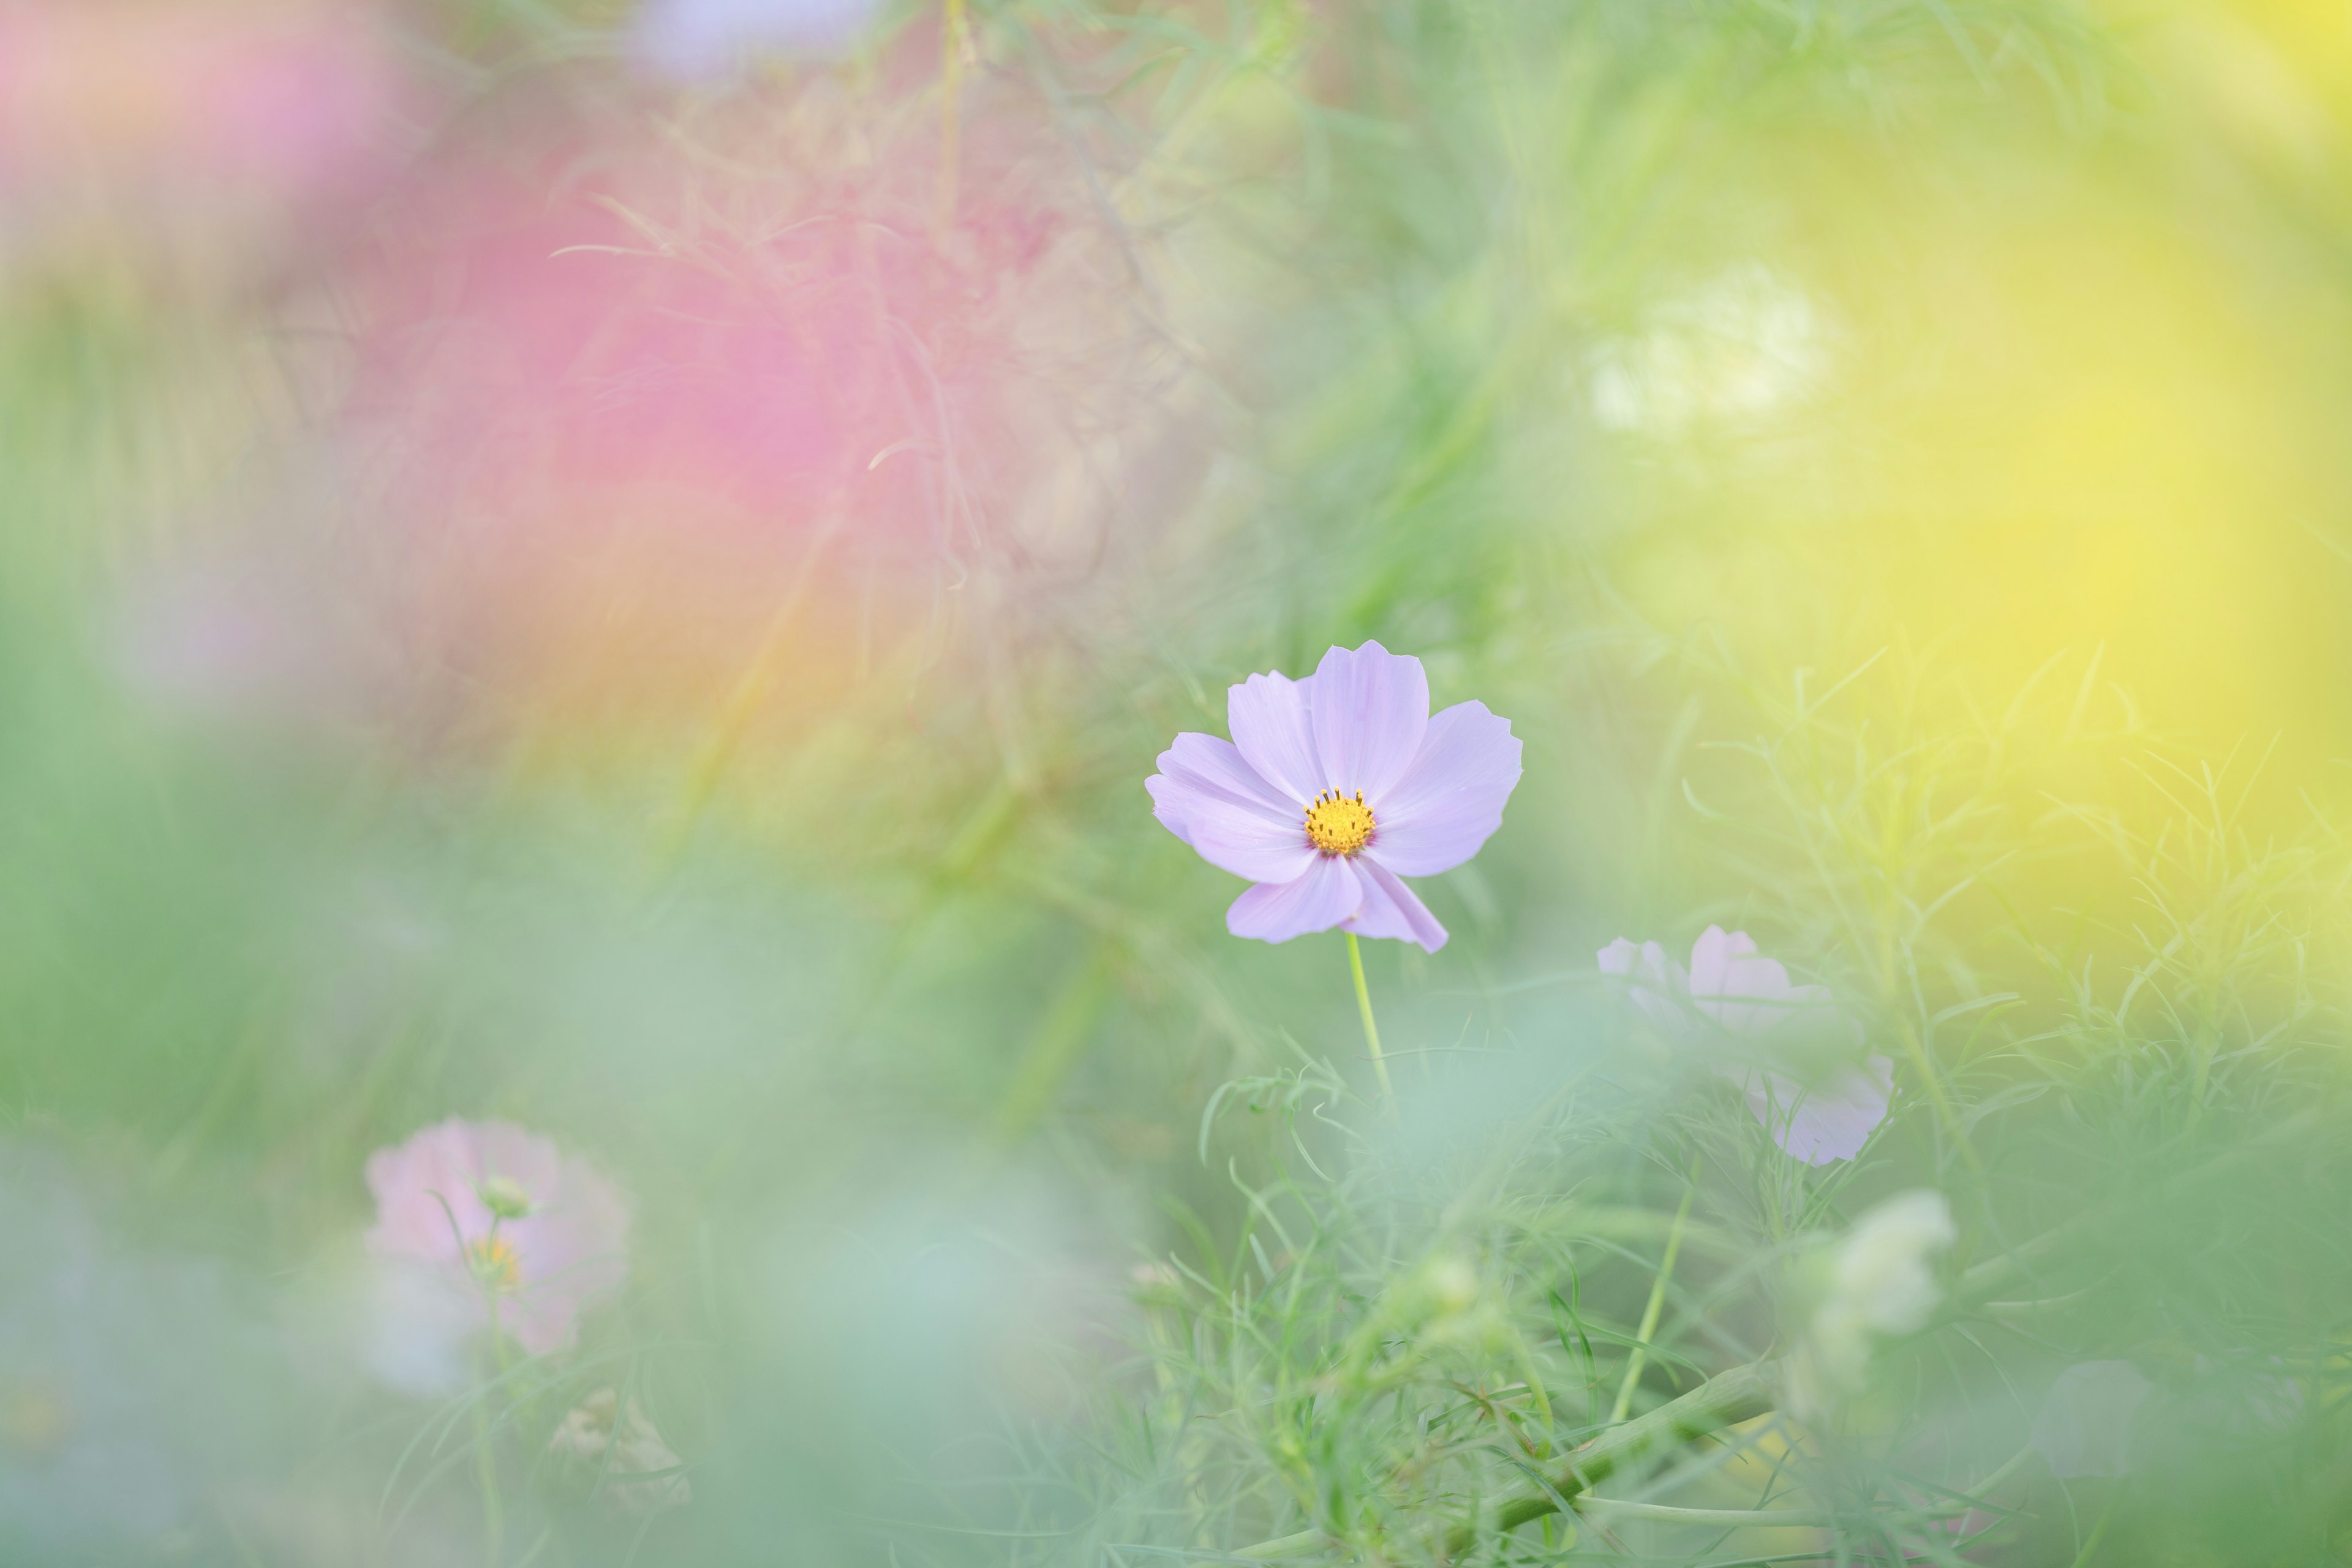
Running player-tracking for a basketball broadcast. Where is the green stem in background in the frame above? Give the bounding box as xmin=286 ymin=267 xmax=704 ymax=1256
xmin=473 ymin=1240 xmax=518 ymax=1568
xmin=1610 ymin=1155 xmax=1699 ymax=1424
xmin=1875 ymin=930 xmax=1986 ymax=1183
xmin=1893 ymin=1010 xmax=1986 ymax=1182
xmin=470 ymin=1358 xmax=504 ymax=1568
xmin=2067 ymin=1496 xmax=2117 ymax=1568
xmin=1346 ymin=932 xmax=1396 ymax=1109
xmin=989 ymin=946 xmax=1112 ymax=1147
xmin=1458 ymin=1359 xmax=1774 ymax=1557
xmin=651 ymin=510 xmax=843 ymax=877
xmin=1233 ymin=1360 xmax=1781 ymax=1562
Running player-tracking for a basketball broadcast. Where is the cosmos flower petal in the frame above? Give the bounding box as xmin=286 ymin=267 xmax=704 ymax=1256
xmin=1604 ymin=931 xmax=1887 ymax=1164
xmin=1148 ymin=775 xmax=1316 ymax=883
xmin=1351 ymin=856 xmax=1449 ymax=952
xmin=1159 ymin=649 xmax=1513 ymax=948
xmin=1729 ymin=1055 xmax=1893 ymax=1164
xmin=1226 ymin=670 xmax=1321 ymax=805
xmin=1148 ymin=732 xmax=1300 ymax=828
xmin=1226 ymin=855 xmax=1365 ymax=944
xmin=1599 ymin=937 xmax=1692 ymax=1040
xmin=364 ymin=1118 xmax=631 ymax=1357
xmin=1691 ymin=929 xmax=1826 ymax=1033
xmin=1308 ymin=641 xmax=1428 ymax=799
xmin=1146 ymin=734 xmax=1310 ymax=882
xmin=1368 ymin=701 xmax=1521 ymax=876
xmin=634 ymin=0 xmax=883 ymax=78
xmin=1684 ymin=925 xmax=1758 ymax=1003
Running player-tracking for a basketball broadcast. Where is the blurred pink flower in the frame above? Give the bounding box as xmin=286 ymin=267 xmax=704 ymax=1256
xmin=1147 ymin=642 xmax=1521 ymax=953
xmin=1599 ymin=926 xmax=1893 ymax=1164
xmin=363 ymin=1119 xmax=631 ymax=1357
xmin=0 ymin=2 xmax=399 ymax=226
xmin=338 ymin=135 xmax=1081 ymax=740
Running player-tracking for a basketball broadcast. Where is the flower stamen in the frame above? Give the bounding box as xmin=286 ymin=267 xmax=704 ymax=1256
xmin=1305 ymin=788 xmax=1375 ymax=856
xmin=467 ymin=1234 xmax=524 ymax=1294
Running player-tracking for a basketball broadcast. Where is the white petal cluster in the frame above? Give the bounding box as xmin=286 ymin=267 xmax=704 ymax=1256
xmin=1787 ymin=1190 xmax=1956 ymax=1419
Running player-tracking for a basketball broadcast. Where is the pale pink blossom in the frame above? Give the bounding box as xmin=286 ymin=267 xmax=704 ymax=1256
xmin=364 ymin=1119 xmax=630 ymax=1357
xmin=1147 ymin=643 xmax=1521 ymax=952
xmin=1598 ymin=926 xmax=1893 ymax=1164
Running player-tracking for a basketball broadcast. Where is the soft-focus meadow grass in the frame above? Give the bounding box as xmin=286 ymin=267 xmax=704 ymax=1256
xmin=7 ymin=0 xmax=2352 ymax=1562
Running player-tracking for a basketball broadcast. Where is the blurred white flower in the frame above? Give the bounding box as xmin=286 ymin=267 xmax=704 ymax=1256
xmin=1786 ymin=1190 xmax=1956 ymax=1419
xmin=2032 ymin=1360 xmax=2152 ymax=1479
xmin=632 ymin=0 xmax=884 ymax=79
xmin=1587 ymin=265 xmax=1830 ymax=435
xmin=549 ymin=1387 xmax=692 ymax=1516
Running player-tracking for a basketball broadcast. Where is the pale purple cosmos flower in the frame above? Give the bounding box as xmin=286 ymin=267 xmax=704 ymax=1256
xmin=1147 ymin=642 xmax=1521 ymax=954
xmin=364 ymin=1119 xmax=631 ymax=1357
xmin=631 ymin=0 xmax=882 ymax=79
xmin=1598 ymin=926 xmax=1893 ymax=1164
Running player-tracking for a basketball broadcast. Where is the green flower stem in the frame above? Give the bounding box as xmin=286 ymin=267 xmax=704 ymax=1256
xmin=1229 ymin=1363 xmax=1785 ymax=1561
xmin=2068 ymin=1496 xmax=2117 ymax=1567
xmin=471 ymin=1354 xmax=504 ymax=1567
xmin=1455 ymin=1359 xmax=1776 ymax=1555
xmin=1345 ymin=932 xmax=1395 ymax=1109
xmin=1610 ymin=1155 xmax=1699 ymax=1423
xmin=1576 ymin=1499 xmax=1836 ymax=1528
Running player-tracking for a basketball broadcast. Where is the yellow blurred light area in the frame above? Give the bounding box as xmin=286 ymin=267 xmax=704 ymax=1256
xmin=477 ymin=519 xmax=851 ymax=739
xmin=2185 ymin=0 xmax=2352 ymax=138
xmin=1610 ymin=78 xmax=2352 ymax=813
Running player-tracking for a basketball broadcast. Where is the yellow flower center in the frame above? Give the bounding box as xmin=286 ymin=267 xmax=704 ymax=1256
xmin=1305 ymin=788 xmax=1376 ymax=856
xmin=467 ymin=1234 xmax=524 ymax=1294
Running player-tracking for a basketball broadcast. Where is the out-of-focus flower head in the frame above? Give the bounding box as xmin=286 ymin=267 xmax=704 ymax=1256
xmin=1784 ymin=1189 xmax=1956 ymax=1420
xmin=0 ymin=0 xmax=404 ymax=271
xmin=337 ymin=53 xmax=1178 ymax=763
xmin=1147 ymin=642 xmax=1522 ymax=953
xmin=633 ymin=0 xmax=886 ymax=79
xmin=550 ymin=1386 xmax=692 ymax=1515
xmin=1587 ymin=265 xmax=1830 ymax=436
xmin=364 ymin=1118 xmax=631 ymax=1358
xmin=1599 ymin=926 xmax=1893 ymax=1164
xmin=2032 ymin=1360 xmax=2152 ymax=1479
